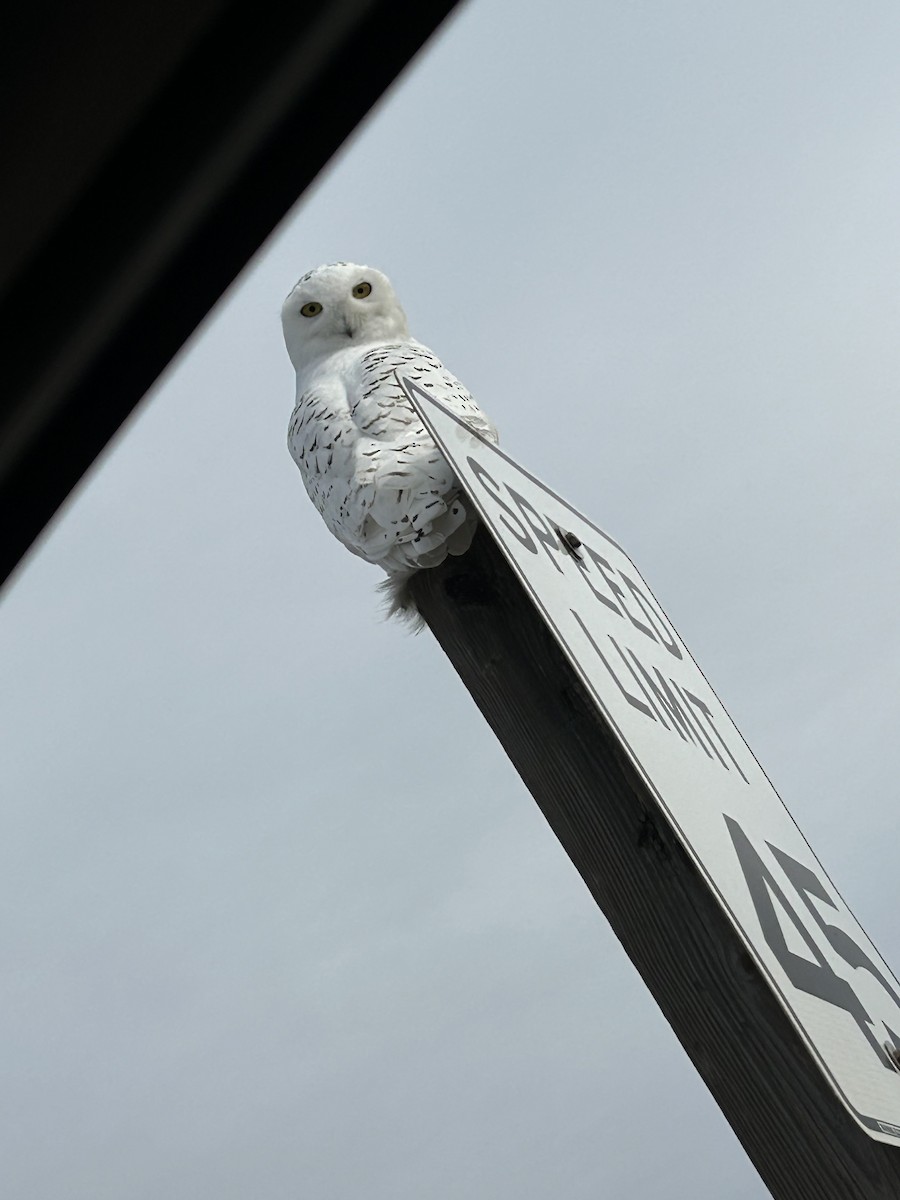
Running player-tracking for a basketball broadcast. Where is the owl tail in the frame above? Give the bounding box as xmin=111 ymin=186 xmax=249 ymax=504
xmin=375 ymin=511 xmax=479 ymax=632
xmin=376 ymin=489 xmax=481 ymax=631
xmin=377 ymin=570 xmax=426 ymax=632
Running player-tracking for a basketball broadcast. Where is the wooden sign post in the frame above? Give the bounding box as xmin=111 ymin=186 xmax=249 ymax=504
xmin=403 ymin=379 xmax=900 ymax=1200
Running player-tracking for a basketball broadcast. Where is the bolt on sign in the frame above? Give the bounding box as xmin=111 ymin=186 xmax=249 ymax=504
xmin=399 ymin=375 xmax=900 ymax=1146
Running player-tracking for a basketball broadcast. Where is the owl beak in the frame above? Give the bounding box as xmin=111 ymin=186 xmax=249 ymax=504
xmin=342 ymin=319 xmax=354 ymax=339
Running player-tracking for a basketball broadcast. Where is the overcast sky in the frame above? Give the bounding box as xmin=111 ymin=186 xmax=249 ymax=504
xmin=4 ymin=2 xmax=900 ymax=1196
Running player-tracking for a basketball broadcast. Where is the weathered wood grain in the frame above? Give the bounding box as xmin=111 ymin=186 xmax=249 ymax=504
xmin=410 ymin=526 xmax=900 ymax=1200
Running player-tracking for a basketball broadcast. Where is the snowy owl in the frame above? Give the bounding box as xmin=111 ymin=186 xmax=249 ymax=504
xmin=282 ymin=262 xmax=499 ymax=618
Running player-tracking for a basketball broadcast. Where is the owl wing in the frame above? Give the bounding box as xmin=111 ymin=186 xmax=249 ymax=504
xmin=287 ymin=373 xmax=460 ymax=563
xmin=351 ymin=342 xmax=500 ymax=559
xmin=354 ymin=340 xmax=499 ymax=446
xmin=403 ymin=339 xmax=499 ymax=444
xmin=288 ymin=342 xmax=498 ymax=568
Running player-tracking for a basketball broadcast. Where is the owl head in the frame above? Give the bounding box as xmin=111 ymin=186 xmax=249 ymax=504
xmin=281 ymin=262 xmax=410 ymax=371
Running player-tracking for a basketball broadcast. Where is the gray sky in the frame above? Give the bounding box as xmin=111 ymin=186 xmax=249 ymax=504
xmin=4 ymin=2 xmax=900 ymax=1196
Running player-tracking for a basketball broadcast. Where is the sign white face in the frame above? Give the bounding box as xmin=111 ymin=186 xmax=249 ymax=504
xmin=400 ymin=376 xmax=900 ymax=1145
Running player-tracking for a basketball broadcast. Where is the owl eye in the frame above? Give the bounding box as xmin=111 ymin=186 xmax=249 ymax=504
xmin=300 ymin=301 xmax=323 ymax=318
xmin=352 ymin=281 xmax=372 ymax=298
